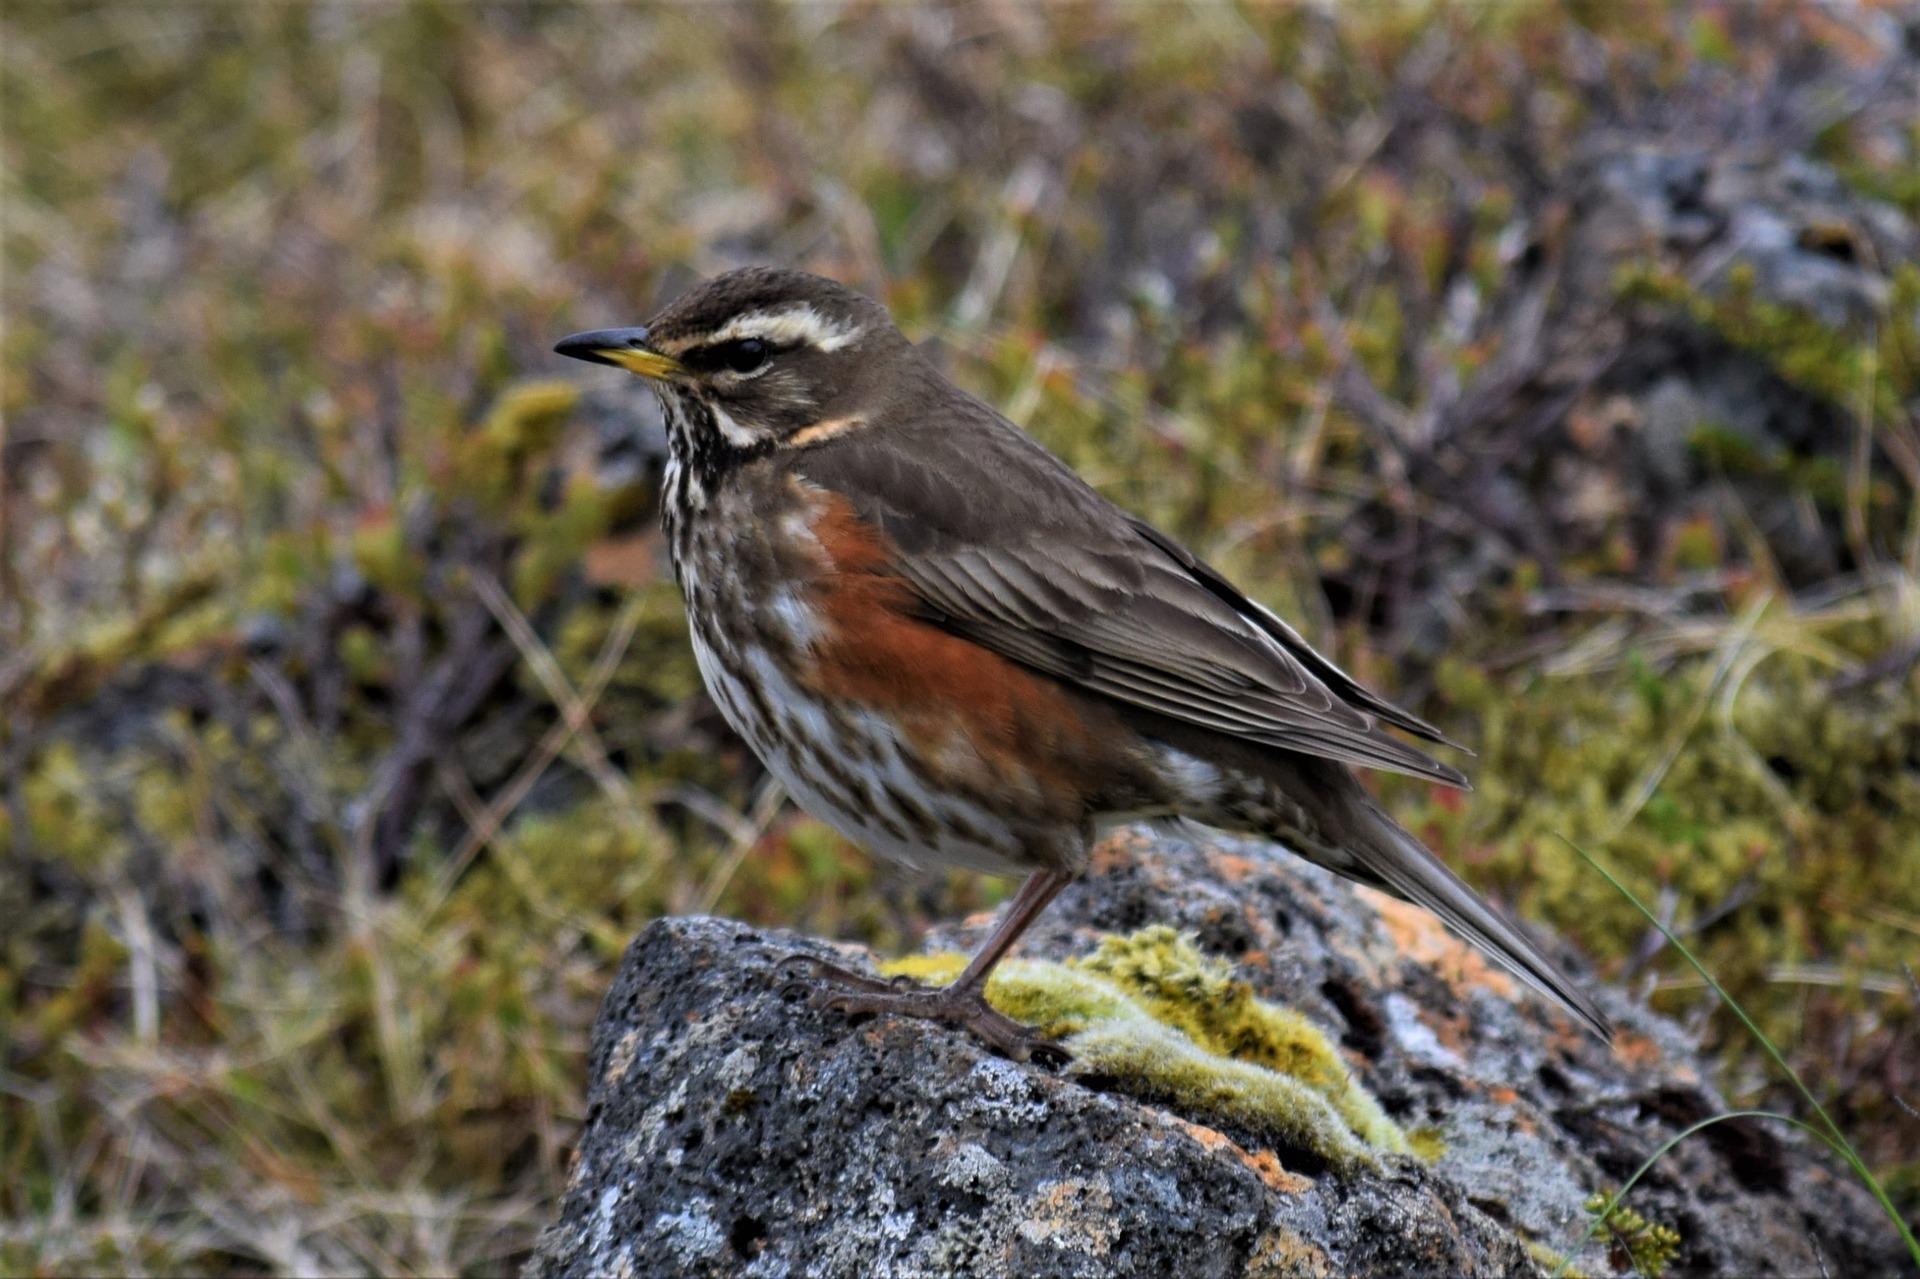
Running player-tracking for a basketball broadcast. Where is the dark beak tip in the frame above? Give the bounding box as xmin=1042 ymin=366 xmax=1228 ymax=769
xmin=553 ymin=326 xmax=651 ymax=366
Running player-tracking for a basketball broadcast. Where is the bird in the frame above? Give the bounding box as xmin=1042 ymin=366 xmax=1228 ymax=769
xmin=555 ymin=266 xmax=1610 ymax=1063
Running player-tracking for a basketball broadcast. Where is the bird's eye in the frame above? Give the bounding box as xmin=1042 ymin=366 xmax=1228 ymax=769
xmin=718 ymin=338 xmax=768 ymax=374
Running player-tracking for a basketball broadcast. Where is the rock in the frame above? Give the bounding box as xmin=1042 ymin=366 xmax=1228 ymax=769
xmin=1571 ymin=147 xmax=1910 ymax=330
xmin=530 ymin=829 xmax=1902 ymax=1278
xmin=1551 ymin=144 xmax=1918 ymax=587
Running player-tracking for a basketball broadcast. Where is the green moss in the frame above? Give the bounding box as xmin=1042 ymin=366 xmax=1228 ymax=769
xmin=885 ymin=927 xmax=1408 ymax=1173
xmin=1399 ymin=604 xmax=1919 ymax=1190
xmin=511 ymin=473 xmax=619 ymax=606
xmin=130 ymin=760 xmax=199 ymax=847
xmin=1525 ymin=1238 xmax=1592 ymax=1279
xmin=1687 ymin=422 xmax=1878 ymax=513
xmin=350 ymin=512 xmax=422 ymax=597
xmin=21 ymin=741 xmax=129 ymax=872
xmin=1077 ymin=928 xmax=1408 ymax=1155
xmin=1618 ymin=261 xmax=1918 ymax=419
xmin=1406 ymin=1126 xmax=1448 ymax=1162
xmin=423 ymin=793 xmax=670 ymax=959
xmin=1585 ymin=1191 xmax=1684 ymax=1277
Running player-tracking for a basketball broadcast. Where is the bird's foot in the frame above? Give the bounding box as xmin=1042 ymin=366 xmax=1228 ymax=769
xmin=773 ymin=953 xmax=1071 ymax=1068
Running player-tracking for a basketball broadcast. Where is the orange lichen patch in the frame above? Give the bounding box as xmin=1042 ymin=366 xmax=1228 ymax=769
xmin=1361 ymin=888 xmax=1519 ymax=1000
xmin=1037 ymin=1180 xmax=1084 ymax=1214
xmin=1173 ymin=1115 xmax=1237 ymax=1157
xmin=1170 ymin=1117 xmax=1313 ymax=1194
xmin=1242 ymin=1148 xmax=1314 ymax=1195
xmin=1611 ymin=1029 xmax=1669 ymax=1072
xmin=1422 ymin=1005 xmax=1475 ymax=1056
xmin=1247 ymin=1226 xmax=1335 ymax=1278
xmin=1209 ymin=851 xmax=1261 ymax=882
xmin=602 ymin=1027 xmax=644 ymax=1086
xmin=1018 ymin=1178 xmax=1119 ymax=1254
xmin=1089 ymin=828 xmax=1153 ymax=873
xmin=1487 ymin=1085 xmax=1519 ymax=1107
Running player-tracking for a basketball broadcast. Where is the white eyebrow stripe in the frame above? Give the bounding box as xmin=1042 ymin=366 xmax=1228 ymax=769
xmin=701 ymin=304 xmax=864 ymax=353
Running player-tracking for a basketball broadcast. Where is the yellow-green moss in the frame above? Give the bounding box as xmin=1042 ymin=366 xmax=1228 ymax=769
xmin=480 ymin=380 xmax=579 ymax=454
xmin=1525 ymin=1238 xmax=1591 ymax=1279
xmin=1616 ymin=261 xmax=1915 ymax=417
xmin=884 ymin=927 xmax=1409 ymax=1173
xmin=1406 ymin=1126 xmax=1449 ymax=1162
xmin=1584 ymin=1191 xmax=1684 ymax=1278
xmin=21 ymin=741 xmax=129 ymax=872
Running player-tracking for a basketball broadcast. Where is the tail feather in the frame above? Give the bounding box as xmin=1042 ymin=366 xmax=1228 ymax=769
xmin=1335 ymin=797 xmax=1613 ymax=1041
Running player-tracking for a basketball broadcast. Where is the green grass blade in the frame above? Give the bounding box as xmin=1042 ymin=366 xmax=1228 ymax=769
xmin=1558 ymin=835 xmax=1920 ymax=1270
xmin=1550 ymin=1109 xmax=1837 ymax=1277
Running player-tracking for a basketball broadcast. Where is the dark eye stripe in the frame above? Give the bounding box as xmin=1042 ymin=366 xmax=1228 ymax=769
xmin=683 ymin=337 xmax=773 ymax=374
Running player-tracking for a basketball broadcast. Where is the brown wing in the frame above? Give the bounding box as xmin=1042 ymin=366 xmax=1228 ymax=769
xmin=790 ymin=394 xmax=1469 ymax=789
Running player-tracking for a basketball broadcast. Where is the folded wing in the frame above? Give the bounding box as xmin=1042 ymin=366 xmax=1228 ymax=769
xmin=794 ymin=405 xmax=1468 ymax=789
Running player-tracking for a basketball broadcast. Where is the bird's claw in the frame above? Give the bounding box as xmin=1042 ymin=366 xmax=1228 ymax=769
xmin=800 ymin=980 xmax=1073 ymax=1068
xmin=1025 ymin=1039 xmax=1073 ymax=1070
xmin=770 ymin=949 xmax=1070 ymax=1067
xmin=769 ymin=951 xmax=895 ymax=997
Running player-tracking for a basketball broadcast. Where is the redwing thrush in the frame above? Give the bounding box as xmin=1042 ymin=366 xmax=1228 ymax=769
xmin=556 ymin=266 xmax=1610 ymax=1063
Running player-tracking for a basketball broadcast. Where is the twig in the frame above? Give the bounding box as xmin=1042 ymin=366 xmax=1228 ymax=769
xmin=113 ymin=886 xmax=160 ymax=1047
xmin=423 ymin=591 xmax=647 ymax=916
xmin=470 ymin=572 xmax=654 ymax=834
xmin=694 ymin=778 xmax=788 ymax=915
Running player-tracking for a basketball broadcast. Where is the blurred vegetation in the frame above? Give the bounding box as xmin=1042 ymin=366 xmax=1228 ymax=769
xmin=4 ymin=1 xmax=1917 ymax=1272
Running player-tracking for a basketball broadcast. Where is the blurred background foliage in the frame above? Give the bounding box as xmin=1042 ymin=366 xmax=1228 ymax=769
xmin=4 ymin=0 xmax=1918 ymax=1271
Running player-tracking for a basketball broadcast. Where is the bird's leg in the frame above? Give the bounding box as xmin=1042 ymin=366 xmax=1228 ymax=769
xmin=778 ymin=868 xmax=1075 ymax=1066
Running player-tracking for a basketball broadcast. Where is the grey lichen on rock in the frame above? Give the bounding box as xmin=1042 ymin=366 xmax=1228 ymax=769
xmin=529 ymin=829 xmax=1904 ymax=1278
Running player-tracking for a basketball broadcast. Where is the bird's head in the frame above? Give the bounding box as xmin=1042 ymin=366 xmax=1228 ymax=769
xmin=555 ymin=267 xmax=916 ymax=458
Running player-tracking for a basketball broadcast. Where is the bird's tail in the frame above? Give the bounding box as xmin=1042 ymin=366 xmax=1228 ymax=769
xmin=1314 ymin=789 xmax=1613 ymax=1042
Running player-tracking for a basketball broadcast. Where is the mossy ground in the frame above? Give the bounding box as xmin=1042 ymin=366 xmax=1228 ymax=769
xmin=4 ymin=1 xmax=1916 ymax=1271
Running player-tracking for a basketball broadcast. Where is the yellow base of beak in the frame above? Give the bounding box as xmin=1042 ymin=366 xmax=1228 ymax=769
xmin=598 ymin=348 xmax=684 ymax=380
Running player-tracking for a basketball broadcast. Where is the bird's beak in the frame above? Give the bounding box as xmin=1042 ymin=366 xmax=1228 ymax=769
xmin=552 ymin=326 xmax=685 ymax=380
